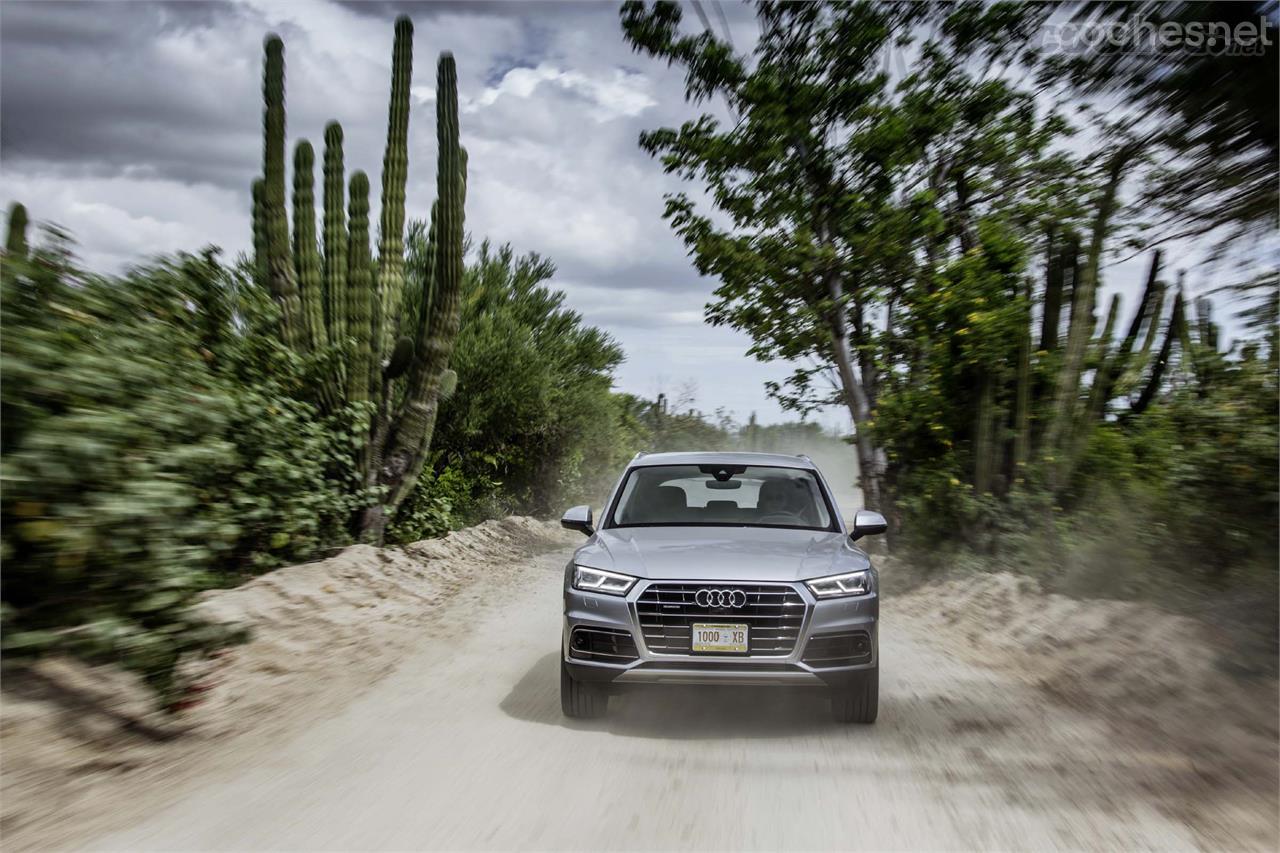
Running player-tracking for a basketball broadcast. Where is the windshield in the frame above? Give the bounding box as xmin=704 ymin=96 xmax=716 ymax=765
xmin=608 ymin=464 xmax=834 ymax=531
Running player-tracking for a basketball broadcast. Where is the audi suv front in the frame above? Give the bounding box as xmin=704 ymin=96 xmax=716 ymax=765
xmin=559 ymin=451 xmax=886 ymax=723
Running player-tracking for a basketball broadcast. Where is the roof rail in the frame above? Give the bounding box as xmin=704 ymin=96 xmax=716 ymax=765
xmin=795 ymin=453 xmax=812 ymax=462
xmin=632 ymin=451 xmax=647 ymax=460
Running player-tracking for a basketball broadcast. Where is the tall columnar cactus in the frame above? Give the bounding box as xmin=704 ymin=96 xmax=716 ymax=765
xmin=383 ymin=56 xmax=467 ymax=514
xmin=1012 ymin=278 xmax=1032 ymax=478
xmin=322 ymin=123 xmax=347 ymax=342
xmin=376 ymin=16 xmax=414 ymax=356
xmin=2 ymin=203 xmax=29 ymax=292
xmin=1038 ymin=229 xmax=1067 ymax=353
xmin=261 ymin=35 xmax=302 ymax=351
xmin=1086 ymin=250 xmax=1163 ymax=420
xmin=345 ymin=171 xmax=373 ymax=404
xmin=292 ymin=141 xmax=327 ymax=350
xmin=1131 ymin=289 xmax=1186 ymax=416
xmin=250 ymin=18 xmax=467 ymax=543
xmin=6 ymin=202 xmax=29 ymax=258
xmin=1042 ymin=143 xmax=1138 ymax=485
xmin=251 ymin=180 xmax=269 ymax=289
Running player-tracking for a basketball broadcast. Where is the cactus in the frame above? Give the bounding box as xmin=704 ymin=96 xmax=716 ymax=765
xmin=261 ymin=35 xmax=302 ymax=350
xmin=6 ymin=202 xmax=29 ymax=258
xmin=1012 ymin=278 xmax=1032 ymax=479
xmin=3 ymin=203 xmax=29 ymax=291
xmin=345 ymin=171 xmax=373 ymax=404
xmin=1039 ymin=229 xmax=1069 ymax=353
xmin=292 ymin=140 xmax=326 ymax=350
xmin=1042 ymin=143 xmax=1138 ymax=486
xmin=376 ymin=16 xmax=414 ymax=356
xmin=381 ymin=54 xmax=468 ymax=522
xmin=1086 ymin=250 xmax=1163 ymax=420
xmin=322 ymin=123 xmax=346 ymax=342
xmin=1131 ymin=289 xmax=1186 ymax=416
xmin=973 ymin=373 xmax=996 ymax=495
xmin=249 ymin=18 xmax=467 ymax=543
xmin=250 ymin=180 xmax=269 ymax=289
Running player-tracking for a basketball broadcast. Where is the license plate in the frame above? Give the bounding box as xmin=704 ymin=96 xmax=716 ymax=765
xmin=691 ymin=623 xmax=748 ymax=653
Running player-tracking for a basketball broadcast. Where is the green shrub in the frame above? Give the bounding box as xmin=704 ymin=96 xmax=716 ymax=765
xmin=390 ymin=239 xmax=638 ymax=535
xmin=0 ymin=233 xmax=355 ymax=700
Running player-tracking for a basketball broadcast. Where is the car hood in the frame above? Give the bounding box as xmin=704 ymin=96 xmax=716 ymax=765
xmin=574 ymin=526 xmax=871 ymax=582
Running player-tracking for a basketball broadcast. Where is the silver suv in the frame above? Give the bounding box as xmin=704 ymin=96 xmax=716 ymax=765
xmin=559 ymin=451 xmax=886 ymax=724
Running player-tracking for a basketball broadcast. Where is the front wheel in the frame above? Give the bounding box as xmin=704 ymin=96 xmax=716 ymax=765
xmin=561 ymin=658 xmax=608 ymax=718
xmin=831 ymin=665 xmax=878 ymax=724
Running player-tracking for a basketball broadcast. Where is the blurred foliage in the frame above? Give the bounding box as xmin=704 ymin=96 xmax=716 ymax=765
xmin=624 ymin=0 xmax=1278 ymax=612
xmin=387 ymin=236 xmax=643 ymax=540
xmin=0 ymin=220 xmax=652 ymax=699
xmin=1 ymin=231 xmax=362 ymax=701
xmin=1048 ymin=1 xmax=1278 ymax=245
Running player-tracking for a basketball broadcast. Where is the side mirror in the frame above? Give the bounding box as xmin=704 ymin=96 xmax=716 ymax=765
xmin=848 ymin=509 xmax=887 ymax=542
xmin=560 ymin=505 xmax=594 ymax=536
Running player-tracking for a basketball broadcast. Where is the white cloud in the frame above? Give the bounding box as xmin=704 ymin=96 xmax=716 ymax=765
xmin=0 ymin=0 xmax=803 ymax=424
xmin=464 ymin=63 xmax=656 ymax=122
xmin=2 ymin=171 xmax=248 ymax=273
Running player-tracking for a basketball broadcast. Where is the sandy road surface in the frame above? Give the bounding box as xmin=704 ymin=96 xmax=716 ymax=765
xmin=82 ymin=546 xmax=1225 ymax=852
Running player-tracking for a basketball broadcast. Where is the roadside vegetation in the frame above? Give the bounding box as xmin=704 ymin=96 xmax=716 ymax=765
xmin=622 ymin=0 xmax=1277 ymax=642
xmin=2 ymin=2 xmax=1276 ymax=700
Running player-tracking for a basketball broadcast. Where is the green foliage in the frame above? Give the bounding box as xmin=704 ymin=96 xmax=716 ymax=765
xmin=1078 ymin=355 xmax=1279 ymax=580
xmin=621 ymin=1 xmax=1060 ymax=514
xmin=387 ymin=462 xmax=488 ymax=543
xmin=625 ymin=2 xmax=1276 ymax=604
xmin=391 ymin=240 xmax=632 ymax=530
xmin=1 ymin=234 xmax=357 ymax=701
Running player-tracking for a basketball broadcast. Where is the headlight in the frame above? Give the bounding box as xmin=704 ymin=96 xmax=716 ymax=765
xmin=572 ymin=565 xmax=636 ymax=596
xmin=805 ymin=570 xmax=872 ymax=599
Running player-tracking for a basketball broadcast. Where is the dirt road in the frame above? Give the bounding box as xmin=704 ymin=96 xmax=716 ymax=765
xmin=84 ymin=547 xmax=1229 ymax=851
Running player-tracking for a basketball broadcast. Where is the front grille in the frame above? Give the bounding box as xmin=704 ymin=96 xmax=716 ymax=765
xmin=569 ymin=627 xmax=639 ymax=663
xmin=636 ymin=583 xmax=806 ymax=655
xmin=801 ymin=631 xmax=872 ymax=667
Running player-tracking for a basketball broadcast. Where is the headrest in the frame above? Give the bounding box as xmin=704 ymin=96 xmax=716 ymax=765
xmin=652 ymin=485 xmax=687 ymax=512
xmin=758 ymin=479 xmax=794 ymax=504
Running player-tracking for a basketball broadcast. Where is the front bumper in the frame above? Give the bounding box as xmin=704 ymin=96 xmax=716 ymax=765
xmin=563 ymin=577 xmax=878 ymax=689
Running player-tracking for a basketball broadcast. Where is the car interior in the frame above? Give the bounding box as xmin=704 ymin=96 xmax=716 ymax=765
xmin=616 ymin=468 xmax=829 ymax=528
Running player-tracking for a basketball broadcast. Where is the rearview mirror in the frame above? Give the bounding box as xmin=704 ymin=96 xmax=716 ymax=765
xmin=560 ymin=505 xmax=594 ymax=536
xmin=849 ymin=510 xmax=887 ymax=542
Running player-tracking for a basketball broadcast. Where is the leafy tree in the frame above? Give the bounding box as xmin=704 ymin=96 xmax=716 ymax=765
xmin=626 ymin=1 xmax=1275 ymax=600
xmin=620 ymin=0 xmax=1055 ymax=517
xmin=390 ymin=237 xmax=636 ymax=539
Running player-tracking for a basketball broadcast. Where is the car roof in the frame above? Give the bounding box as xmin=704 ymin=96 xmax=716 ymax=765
xmin=625 ymin=451 xmax=818 ymax=471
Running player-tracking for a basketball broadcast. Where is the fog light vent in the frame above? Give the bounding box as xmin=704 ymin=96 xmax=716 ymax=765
xmin=569 ymin=627 xmax=639 ymax=663
xmin=802 ymin=631 xmax=872 ymax=667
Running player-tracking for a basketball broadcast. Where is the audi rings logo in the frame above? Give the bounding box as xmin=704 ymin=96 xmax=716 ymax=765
xmin=694 ymin=588 xmax=748 ymax=609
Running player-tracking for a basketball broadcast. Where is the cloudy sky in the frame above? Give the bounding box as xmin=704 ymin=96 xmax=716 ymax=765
xmin=0 ymin=1 xmax=1251 ymax=429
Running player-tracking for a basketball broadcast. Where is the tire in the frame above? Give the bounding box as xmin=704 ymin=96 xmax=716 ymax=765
xmin=561 ymin=657 xmax=608 ymax=718
xmin=830 ymin=666 xmax=878 ymax=724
